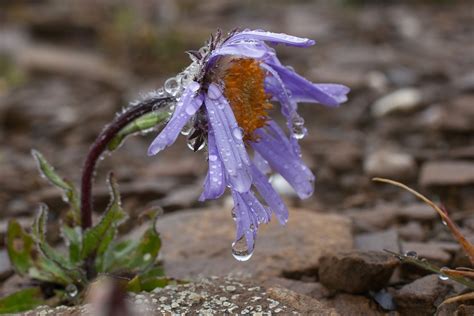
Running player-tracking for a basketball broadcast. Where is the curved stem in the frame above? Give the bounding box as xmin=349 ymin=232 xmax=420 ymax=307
xmin=80 ymin=96 xmax=171 ymax=231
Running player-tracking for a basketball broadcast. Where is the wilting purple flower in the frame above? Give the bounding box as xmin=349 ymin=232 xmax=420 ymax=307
xmin=148 ymin=29 xmax=349 ymax=260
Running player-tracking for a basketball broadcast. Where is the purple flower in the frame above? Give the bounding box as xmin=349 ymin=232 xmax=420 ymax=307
xmin=148 ymin=29 xmax=349 ymax=260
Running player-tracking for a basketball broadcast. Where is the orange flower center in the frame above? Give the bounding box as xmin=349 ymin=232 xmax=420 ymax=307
xmin=223 ymin=59 xmax=272 ymax=142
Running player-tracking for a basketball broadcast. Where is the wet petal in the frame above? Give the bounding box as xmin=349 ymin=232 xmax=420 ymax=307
xmin=261 ymin=63 xmax=296 ymax=118
xmin=232 ymin=190 xmax=258 ymax=252
xmin=250 ymin=164 xmax=289 ymax=225
xmin=204 ymin=83 xmax=252 ymax=193
xmin=199 ymin=129 xmax=226 ymax=201
xmin=268 ymin=63 xmax=346 ymax=107
xmin=253 ymin=151 xmax=271 ymax=175
xmin=229 ymin=30 xmax=315 ymax=47
xmin=148 ymin=82 xmax=202 ymax=155
xmin=252 ymin=125 xmax=315 ymax=199
xmin=210 ymin=42 xmax=267 ymax=61
xmin=240 ymin=191 xmax=271 ymax=224
xmin=313 ymin=84 xmax=350 ymax=104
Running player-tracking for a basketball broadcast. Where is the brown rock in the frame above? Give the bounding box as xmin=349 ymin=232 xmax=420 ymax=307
xmin=397 ymin=221 xmax=426 ymax=241
xmin=396 ymin=202 xmax=438 ymax=221
xmin=156 ymin=208 xmax=353 ymax=279
xmin=321 ymin=293 xmax=386 ymax=316
xmin=267 ymin=287 xmax=339 ymax=315
xmin=318 ymin=250 xmax=398 ymax=294
xmin=325 ymin=141 xmax=362 ymax=172
xmin=420 ymin=161 xmax=474 ymax=187
xmin=262 ymin=277 xmax=330 ymax=299
xmin=364 ymin=149 xmax=416 ymax=180
xmin=394 ymin=274 xmax=454 ymax=316
xmin=348 ymin=205 xmax=398 ymax=232
xmin=355 ymin=229 xmax=400 ymax=253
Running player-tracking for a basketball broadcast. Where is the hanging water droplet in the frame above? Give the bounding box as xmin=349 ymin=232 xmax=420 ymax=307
xmin=209 ymin=154 xmax=218 ymax=162
xmin=438 ymin=274 xmax=449 ymax=281
xmin=291 ymin=113 xmax=307 ymax=139
xmin=441 ymin=220 xmax=447 ymax=226
xmin=231 ymin=208 xmax=237 ymax=220
xmin=231 ymin=236 xmax=254 ymax=261
xmin=65 ymin=284 xmax=78 ymax=299
xmin=164 ymin=77 xmax=181 ymax=97
xmin=180 ymin=121 xmax=194 ymax=136
xmin=187 ymin=137 xmax=205 ymax=151
xmin=404 ymin=250 xmax=418 ymax=258
xmin=232 ymin=127 xmax=244 ymax=140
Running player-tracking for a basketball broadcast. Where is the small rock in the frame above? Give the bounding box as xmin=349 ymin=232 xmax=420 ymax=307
xmin=262 ymin=277 xmax=329 ymax=299
xmin=397 ymin=221 xmax=426 ymax=241
xmin=396 ymin=202 xmax=438 ymax=221
xmin=355 ymin=229 xmax=400 ymax=253
xmin=420 ymin=161 xmax=474 ymax=187
xmin=0 ymin=250 xmax=13 ymax=281
xmin=348 ymin=205 xmax=398 ymax=232
xmin=394 ymin=274 xmax=454 ymax=315
xmin=325 ymin=142 xmax=362 ymax=172
xmin=371 ymin=88 xmax=423 ymax=117
xmin=318 ymin=250 xmax=398 ymax=294
xmin=267 ymin=287 xmax=338 ymax=315
xmin=321 ymin=293 xmax=386 ymax=316
xmin=364 ymin=149 xmax=416 ymax=179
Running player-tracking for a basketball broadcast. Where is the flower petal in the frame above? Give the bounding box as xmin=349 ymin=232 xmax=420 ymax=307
xmin=261 ymin=63 xmax=296 ymax=118
xmin=204 ymin=83 xmax=252 ymax=193
xmin=250 ymin=164 xmax=289 ymax=225
xmin=148 ymin=82 xmax=202 ymax=155
xmin=253 ymin=151 xmax=271 ymax=175
xmin=313 ymin=84 xmax=350 ymax=104
xmin=232 ymin=190 xmax=258 ymax=252
xmin=229 ymin=30 xmax=315 ymax=47
xmin=252 ymin=124 xmax=315 ymax=199
xmin=268 ymin=63 xmax=347 ymax=107
xmin=199 ymin=129 xmax=226 ymax=201
xmin=240 ymin=191 xmax=271 ymax=225
xmin=211 ymin=42 xmax=267 ymax=60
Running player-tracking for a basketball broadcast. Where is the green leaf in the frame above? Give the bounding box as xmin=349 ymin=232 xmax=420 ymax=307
xmin=32 ymin=150 xmax=80 ymax=225
xmin=81 ymin=173 xmax=127 ymax=260
xmin=107 ymin=110 xmax=170 ymax=151
xmin=103 ymin=211 xmax=161 ymax=273
xmin=31 ymin=205 xmax=85 ymax=285
xmin=61 ymin=225 xmax=82 ymax=265
xmin=5 ymin=220 xmax=35 ymax=276
xmin=0 ymin=287 xmax=46 ymax=314
xmin=126 ymin=272 xmax=175 ymax=293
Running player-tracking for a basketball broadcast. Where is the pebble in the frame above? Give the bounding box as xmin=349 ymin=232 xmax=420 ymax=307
xmin=371 ymin=88 xmax=423 ymax=117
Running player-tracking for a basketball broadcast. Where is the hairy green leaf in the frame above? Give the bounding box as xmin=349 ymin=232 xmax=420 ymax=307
xmin=108 ymin=110 xmax=169 ymax=151
xmin=61 ymin=225 xmax=82 ymax=265
xmin=0 ymin=287 xmax=46 ymax=314
xmin=6 ymin=220 xmax=35 ymax=276
xmin=31 ymin=150 xmax=80 ymax=225
xmin=81 ymin=173 xmax=127 ymax=260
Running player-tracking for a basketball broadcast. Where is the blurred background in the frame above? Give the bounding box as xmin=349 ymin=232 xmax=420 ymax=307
xmin=0 ymin=0 xmax=473 ymax=281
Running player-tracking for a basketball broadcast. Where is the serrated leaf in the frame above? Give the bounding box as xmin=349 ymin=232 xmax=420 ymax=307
xmin=6 ymin=220 xmax=35 ymax=276
xmin=31 ymin=205 xmax=85 ymax=285
xmin=81 ymin=173 xmax=127 ymax=260
xmin=0 ymin=287 xmax=46 ymax=314
xmin=108 ymin=110 xmax=169 ymax=151
xmin=32 ymin=150 xmax=80 ymax=225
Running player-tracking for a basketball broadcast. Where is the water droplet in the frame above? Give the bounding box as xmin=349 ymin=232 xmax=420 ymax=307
xmin=438 ymin=274 xmax=449 ymax=281
xmin=164 ymin=77 xmax=181 ymax=97
xmin=405 ymin=251 xmax=418 ymax=258
xmin=232 ymin=127 xmax=244 ymax=140
xmin=231 ymin=208 xmax=237 ymax=220
xmin=65 ymin=284 xmax=78 ymax=299
xmin=441 ymin=220 xmax=447 ymax=226
xmin=143 ymin=253 xmax=152 ymax=261
xmin=209 ymin=154 xmax=218 ymax=162
xmin=187 ymin=138 xmax=205 ymax=151
xmin=185 ymin=105 xmax=197 ymax=115
xmin=291 ymin=113 xmax=307 ymax=139
xmin=180 ymin=121 xmax=194 ymax=136
xmin=231 ymin=236 xmax=254 ymax=261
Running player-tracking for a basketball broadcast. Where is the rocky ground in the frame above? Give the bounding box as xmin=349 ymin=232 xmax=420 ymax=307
xmin=1 ymin=0 xmax=474 ymax=315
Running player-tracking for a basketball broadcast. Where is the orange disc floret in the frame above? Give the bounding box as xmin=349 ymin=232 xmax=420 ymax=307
xmin=223 ymin=59 xmax=272 ymax=142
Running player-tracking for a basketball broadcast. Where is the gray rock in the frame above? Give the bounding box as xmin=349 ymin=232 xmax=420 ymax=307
xmin=371 ymin=88 xmax=423 ymax=117
xmin=318 ymin=250 xmax=399 ymax=294
xmin=355 ymin=229 xmax=400 ymax=253
xmin=397 ymin=221 xmax=426 ymax=241
xmin=364 ymin=149 xmax=416 ymax=179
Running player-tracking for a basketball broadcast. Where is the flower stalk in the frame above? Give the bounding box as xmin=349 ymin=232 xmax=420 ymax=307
xmin=80 ymin=96 xmax=171 ymax=277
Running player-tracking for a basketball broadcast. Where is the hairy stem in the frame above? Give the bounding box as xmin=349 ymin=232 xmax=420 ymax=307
xmin=80 ymin=96 xmax=171 ymax=278
xmin=80 ymin=96 xmax=171 ymax=231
